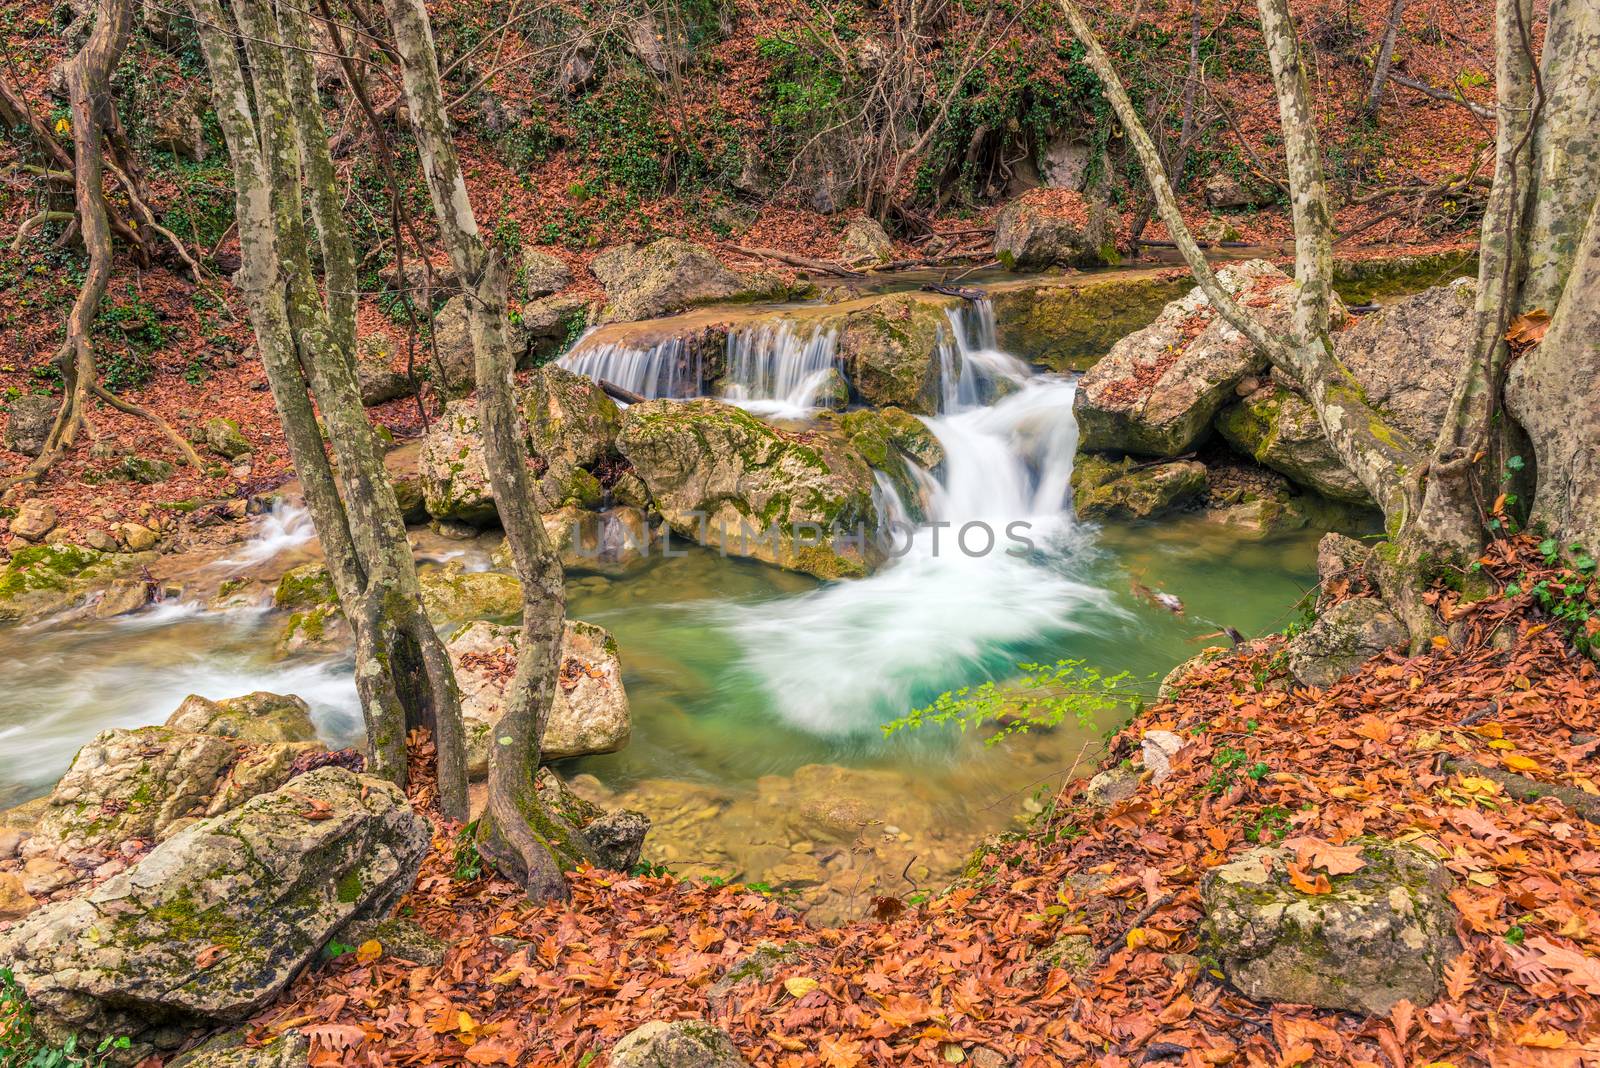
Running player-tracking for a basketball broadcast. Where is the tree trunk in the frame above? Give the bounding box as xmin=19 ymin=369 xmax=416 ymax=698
xmin=1363 ymin=0 xmax=1406 ymax=116
xmin=381 ymin=0 xmax=582 ymax=899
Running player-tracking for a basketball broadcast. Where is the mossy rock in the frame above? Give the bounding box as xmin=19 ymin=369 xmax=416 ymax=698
xmin=1071 ymin=453 xmax=1206 ymax=520
xmin=418 ymin=562 xmax=523 ymax=624
xmin=1215 ymin=385 xmax=1372 ymax=505
xmin=273 ymin=562 xmax=336 ymax=611
xmin=837 ymin=294 xmax=960 ymax=414
xmin=112 ymin=455 xmax=176 ymax=484
xmin=0 ymin=544 xmax=158 ymax=624
xmin=202 ymin=418 xmax=252 ymax=461
xmin=989 ymin=276 xmax=1190 ymax=372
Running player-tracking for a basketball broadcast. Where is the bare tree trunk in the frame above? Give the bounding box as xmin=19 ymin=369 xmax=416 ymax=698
xmin=187 ymin=0 xmax=468 ymax=821
xmin=382 ymin=0 xmax=582 ymax=899
xmin=1363 ymin=0 xmax=1406 ymax=116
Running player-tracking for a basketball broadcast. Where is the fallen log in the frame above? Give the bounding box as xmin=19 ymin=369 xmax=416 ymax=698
xmin=725 ymin=244 xmax=863 ymax=279
xmin=599 ymin=379 xmax=648 ymax=405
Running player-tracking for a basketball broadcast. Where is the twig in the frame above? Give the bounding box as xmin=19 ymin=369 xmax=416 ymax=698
xmin=725 ymin=243 xmax=864 ymax=279
xmin=1095 ymin=892 xmax=1175 ymax=967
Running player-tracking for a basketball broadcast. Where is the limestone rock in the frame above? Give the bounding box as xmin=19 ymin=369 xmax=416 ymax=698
xmin=992 ymin=191 xmax=1114 ymax=270
xmin=1141 ymin=730 xmax=1185 ymax=784
xmin=3 ymin=395 xmax=56 ymax=456
xmin=1198 ymin=457 xmax=1311 ymax=540
xmin=0 ymin=544 xmax=157 ymax=624
xmin=1202 ymin=839 xmax=1459 ymax=1014
xmin=168 ymin=1028 xmax=309 ymax=1068
xmin=112 ymin=455 xmax=174 ymax=484
xmin=0 ymin=870 xmax=38 ymax=921
xmin=706 ymin=942 xmax=809 ymax=1011
xmin=418 ymin=562 xmax=523 ymax=624
xmin=534 ymin=767 xmax=648 ymax=872
xmin=355 ymin=335 xmax=414 ymax=407
xmin=519 ymin=248 xmax=573 ymax=298
xmin=514 ymin=294 xmax=589 ymax=365
xmin=431 ymin=295 xmax=475 ymax=396
xmin=339 ymin=917 xmax=446 ymax=966
xmin=1333 ymin=278 xmax=1474 ymax=445
xmin=836 ymin=294 xmax=960 ymax=414
xmin=152 ymin=90 xmax=207 ymax=162
xmin=1215 ymin=384 xmax=1372 ymax=504
xmin=519 ymin=505 xmax=655 ymax=575
xmin=165 ymin=692 xmax=318 ymax=745
xmin=0 ymin=768 xmax=429 ymax=1052
xmin=91 ymin=577 xmax=154 ymax=618
xmin=1202 ymin=173 xmax=1272 ymax=209
xmin=10 ymin=499 xmax=57 ymax=542
xmin=592 ymin=238 xmax=753 ymax=323
xmin=1071 ymin=454 xmax=1206 ymax=520
xmin=839 ymin=217 xmax=893 ymax=265
xmin=417 ymin=395 xmax=496 ymax=525
xmin=1075 ymin=261 xmax=1341 ymax=456
xmin=1285 ymin=598 xmax=1408 ymax=688
xmin=1082 ymin=766 xmax=1139 ymax=809
xmin=1315 ymin=532 xmax=1374 ymax=608
xmin=610 ymin=1020 xmax=751 ymax=1068
xmin=121 ymin=522 xmax=160 ymax=550
xmin=202 ymin=418 xmax=252 ymax=461
xmin=448 ymin=618 xmax=631 ymax=774
xmin=616 ymin=397 xmax=880 ymax=578
xmin=1039 ymin=137 xmax=1091 ymax=190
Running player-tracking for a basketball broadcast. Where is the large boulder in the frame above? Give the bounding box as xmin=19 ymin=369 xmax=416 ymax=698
xmin=0 ymin=544 xmax=159 ymax=624
xmin=429 ymin=295 xmax=476 ymax=396
xmin=355 ymin=335 xmax=415 ymax=407
xmin=1216 ymin=384 xmax=1372 ymax=505
xmin=417 ymin=395 xmax=497 ymax=525
xmin=168 ymin=1028 xmax=310 ymax=1068
xmin=1071 ymin=454 xmax=1206 ymax=520
xmin=448 ymin=618 xmax=631 ymax=775
xmin=513 ymin=294 xmax=589 ymax=365
xmin=164 ymin=692 xmax=318 ymax=745
xmin=1075 ymin=261 xmax=1341 ymax=456
xmin=418 ymin=562 xmax=523 ymax=624
xmin=0 ymin=768 xmax=429 ymax=1055
xmin=1333 ymin=278 xmax=1474 ymax=445
xmin=592 ymin=238 xmax=757 ymax=323
xmin=519 ymin=248 xmax=573 ymax=298
xmin=1285 ymin=597 xmax=1408 ymax=687
xmin=1202 ymin=839 xmax=1459 ymax=1014
xmin=617 ymin=398 xmax=880 ymax=578
xmin=838 ymin=217 xmax=893 ymax=266
xmin=610 ymin=1021 xmax=751 ymax=1068
xmin=992 ymin=190 xmax=1115 ymax=270
xmin=3 ymin=394 xmax=57 ymax=456
xmin=837 ymin=294 xmax=959 ymax=414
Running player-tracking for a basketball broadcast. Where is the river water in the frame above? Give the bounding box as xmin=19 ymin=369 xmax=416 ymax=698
xmin=0 ymin=297 xmax=1327 ymax=915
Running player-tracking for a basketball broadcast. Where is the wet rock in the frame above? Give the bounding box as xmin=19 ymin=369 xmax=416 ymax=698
xmin=839 ymin=217 xmax=893 ymax=265
xmin=91 ymin=576 xmax=153 ymax=618
xmin=0 ymin=870 xmax=38 ymax=920
xmin=202 ymin=417 xmax=252 ymax=461
xmin=592 ymin=238 xmax=754 ymax=324
xmin=837 ymin=294 xmax=957 ymax=414
xmin=1202 ymin=839 xmax=1459 ymax=1014
xmin=1071 ymin=454 xmax=1206 ymax=520
xmin=339 ymin=917 xmax=446 ymax=966
xmin=1215 ymin=384 xmax=1372 ymax=505
xmin=355 ymin=335 xmax=415 ymax=407
xmin=515 ymin=505 xmax=655 ymax=575
xmin=989 ymin=275 xmax=1192 ymax=373
xmin=0 ymin=544 xmax=158 ymax=623
xmin=167 ymin=1028 xmax=309 ymax=1068
xmin=512 ymin=294 xmax=589 ymax=365
xmin=418 ymin=561 xmax=522 ymax=624
xmin=10 ymin=499 xmax=57 ymax=542
xmin=610 ymin=1020 xmax=751 ymax=1068
xmin=992 ymin=190 xmax=1115 ymax=270
xmin=1203 ymin=173 xmax=1272 ymax=209
xmin=448 ymin=618 xmax=631 ymax=775
xmin=519 ymin=248 xmax=572 ymax=299
xmin=617 ymin=398 xmax=881 ymax=578
xmin=1198 ymin=458 xmax=1311 ymax=540
xmin=1075 ymin=261 xmax=1341 ymax=456
xmin=165 ymin=692 xmax=319 ymax=745
xmin=3 ymin=394 xmax=57 ymax=456
xmin=1333 ymin=278 xmax=1474 ymax=445
xmin=0 ymin=768 xmax=429 ymax=1055
xmin=1285 ymin=598 xmax=1408 ymax=688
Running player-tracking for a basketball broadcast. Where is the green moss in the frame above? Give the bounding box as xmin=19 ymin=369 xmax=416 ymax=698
xmin=335 ymin=871 xmax=363 ymax=904
xmin=274 ymin=563 xmax=336 ymax=610
xmin=0 ymin=544 xmax=106 ymax=599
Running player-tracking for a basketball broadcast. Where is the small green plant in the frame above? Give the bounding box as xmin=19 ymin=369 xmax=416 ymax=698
xmin=1244 ymin=805 xmax=1291 ymax=843
xmin=629 ymin=858 xmax=671 ymax=879
xmin=1207 ymin=745 xmax=1257 ymax=796
xmin=882 ymin=659 xmax=1152 ymax=745
xmin=1 ymin=968 xmax=130 ymax=1067
xmin=452 ymin=821 xmax=484 ymax=882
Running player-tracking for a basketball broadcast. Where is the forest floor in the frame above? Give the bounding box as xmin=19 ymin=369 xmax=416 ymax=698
xmin=232 ymin=533 xmax=1600 ymax=1068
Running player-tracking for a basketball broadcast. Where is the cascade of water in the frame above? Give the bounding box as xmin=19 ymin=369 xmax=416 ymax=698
xmin=721 ymin=321 xmax=841 ymax=418
xmin=939 ymin=299 xmax=1031 ymax=413
xmin=216 ymin=501 xmax=318 ymax=568
xmin=557 ymin=335 xmax=704 ymax=399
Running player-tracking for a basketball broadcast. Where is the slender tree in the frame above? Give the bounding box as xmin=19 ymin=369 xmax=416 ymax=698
xmin=185 ymin=0 xmax=469 ymax=820
xmin=1058 ymin=0 xmax=1600 ymax=640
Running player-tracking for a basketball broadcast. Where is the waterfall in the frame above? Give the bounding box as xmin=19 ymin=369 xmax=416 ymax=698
xmin=216 ymin=501 xmax=318 ymax=568
xmin=557 ymin=335 xmax=705 ymax=399
xmin=939 ymin=299 xmax=1031 ymax=413
xmin=721 ymin=321 xmax=841 ymax=419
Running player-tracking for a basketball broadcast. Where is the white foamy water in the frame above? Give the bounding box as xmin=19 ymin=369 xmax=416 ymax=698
xmin=721 ymin=321 xmax=841 ymax=419
xmin=558 ymin=334 xmax=705 ymax=399
xmin=216 ymin=501 xmax=318 ymax=568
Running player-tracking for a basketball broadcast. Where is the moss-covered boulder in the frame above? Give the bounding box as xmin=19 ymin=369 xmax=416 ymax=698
xmin=1216 ymin=385 xmax=1372 ymax=505
xmin=837 ymin=294 xmax=959 ymax=414
xmin=418 ymin=561 xmax=523 ymax=624
xmin=167 ymin=1027 xmax=309 ymax=1068
xmin=1074 ymin=261 xmax=1342 ymax=456
xmin=202 ymin=417 xmax=252 ymax=460
xmin=448 ymin=618 xmax=630 ymax=775
xmin=989 ymin=275 xmax=1190 ymax=372
xmin=0 ymin=544 xmax=159 ymax=624
xmin=416 ymin=396 xmax=497 ymax=525
xmin=533 ymin=767 xmax=649 ymax=872
xmin=610 ymin=1020 xmax=751 ymax=1068
xmin=1071 ymin=453 xmax=1206 ymax=519
xmin=164 ymin=692 xmax=318 ymax=745
xmin=992 ymin=190 xmax=1116 ymax=270
xmin=1285 ymin=597 xmax=1408 ymax=688
xmin=617 ymin=398 xmax=880 ymax=578
xmin=519 ymin=247 xmax=573 ymax=299
xmin=355 ymin=334 xmax=415 ymax=407
xmin=592 ymin=238 xmax=764 ymax=323
xmin=0 ymin=768 xmax=429 ymax=1058
xmin=1202 ymin=839 xmax=1459 ymax=1014
xmin=271 ymin=563 xmax=349 ymax=655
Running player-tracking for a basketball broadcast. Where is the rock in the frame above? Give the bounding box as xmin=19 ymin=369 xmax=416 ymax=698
xmin=536 ymin=767 xmax=649 ymax=871
xmin=1215 ymin=384 xmax=1372 ymax=504
xmin=165 ymin=692 xmax=319 ymax=745
xmin=836 ymin=294 xmax=960 ymax=414
xmin=417 ymin=395 xmax=496 ymax=525
xmin=152 ymin=89 xmax=207 ymax=161
xmin=528 ymin=505 xmax=655 ymax=575
xmin=838 ymin=217 xmax=893 ymax=265
xmin=448 ymin=618 xmax=631 ymax=774
xmin=430 ymin=295 xmax=476 ymax=396
xmin=1333 ymin=278 xmax=1475 ymax=445
xmin=271 ymin=564 xmax=349 ymax=655
xmin=10 ymin=499 xmax=57 ymax=542
xmin=121 ymin=521 xmax=160 ymax=550
xmin=617 ymin=398 xmax=880 ymax=578
xmin=1141 ymin=730 xmax=1185 ymax=784
xmin=339 ymin=917 xmax=446 ymax=966
xmin=0 ymin=871 xmax=38 ymax=920
xmin=113 ymin=455 xmax=175 ymax=484
xmin=203 ymin=417 xmax=252 ymax=461
xmin=620 ymin=10 xmax=688 ymax=77
xmin=85 ymin=527 xmax=119 ymax=552
xmin=0 ymin=826 xmax=21 ymax=859
xmin=91 ymin=576 xmax=153 ymax=618
xmin=512 ymin=294 xmax=589 ymax=365
xmin=390 ymin=473 xmax=428 ymax=524
xmin=992 ymin=190 xmax=1115 ymax=270
xmin=519 ymin=248 xmax=573 ymax=299
xmin=3 ymin=394 xmax=56 ymax=456
xmin=1286 ymin=598 xmax=1409 ymax=687
xmin=1198 ymin=458 xmax=1312 ymax=540
xmin=1075 ymin=261 xmax=1342 ymax=456
xmin=0 ymin=543 xmax=160 ymax=624
xmin=610 ymin=1020 xmax=751 ymax=1068
xmin=418 ymin=562 xmax=522 ymax=624
xmin=1039 ymin=137 xmax=1091 ymax=190
xmin=1202 ymin=839 xmax=1460 ymax=1014
xmin=1082 ymin=766 xmax=1139 ymax=809
xmin=167 ymin=1028 xmax=309 ymax=1068
xmin=707 ymin=941 xmax=809 ymax=1010
xmin=0 ymin=768 xmax=429 ymax=1053
xmin=355 ymin=335 xmax=414 ymax=407
xmin=1202 ymin=173 xmax=1272 ymax=209
xmin=1071 ymin=454 xmax=1207 ymax=520
xmin=592 ymin=238 xmax=753 ymax=323
xmin=1158 ymin=649 xmax=1224 ymax=699
xmin=21 ymin=855 xmax=74 ymax=896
